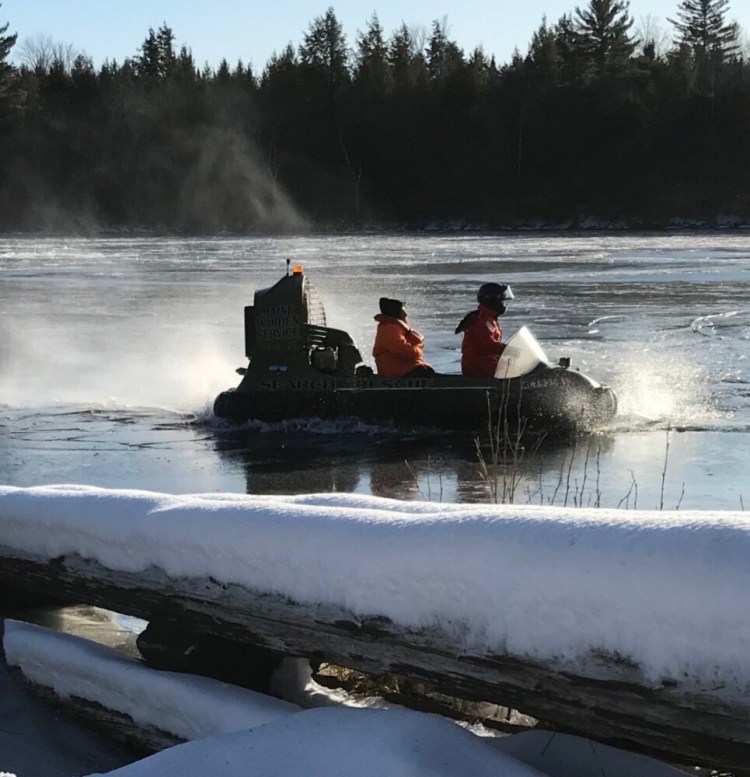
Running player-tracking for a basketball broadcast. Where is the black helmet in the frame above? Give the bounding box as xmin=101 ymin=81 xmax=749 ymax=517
xmin=477 ymin=282 xmax=514 ymax=313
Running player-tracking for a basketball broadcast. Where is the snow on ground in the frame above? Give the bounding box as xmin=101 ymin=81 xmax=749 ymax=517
xmin=2 ymin=620 xmax=298 ymax=741
xmin=1 ymin=620 xmax=686 ymax=777
xmin=0 ymin=662 xmax=131 ymax=777
xmin=85 ymin=707 xmax=547 ymax=777
xmin=2 ymin=484 xmax=750 ymax=694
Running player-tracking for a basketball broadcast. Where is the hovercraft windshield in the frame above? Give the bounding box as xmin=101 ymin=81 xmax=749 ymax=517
xmin=493 ymin=327 xmax=551 ymax=379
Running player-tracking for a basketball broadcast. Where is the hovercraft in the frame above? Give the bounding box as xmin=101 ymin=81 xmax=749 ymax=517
xmin=213 ymin=264 xmax=617 ymax=433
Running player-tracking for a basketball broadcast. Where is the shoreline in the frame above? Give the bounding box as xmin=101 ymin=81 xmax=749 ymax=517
xmin=1 ymin=221 xmax=750 ymax=239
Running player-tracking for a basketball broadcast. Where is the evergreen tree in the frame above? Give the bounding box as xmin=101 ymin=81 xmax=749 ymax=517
xmin=156 ymin=23 xmax=176 ymax=77
xmin=232 ymin=59 xmax=256 ymax=90
xmin=573 ymin=0 xmax=636 ymax=77
xmin=425 ymin=18 xmax=464 ymax=82
xmin=465 ymin=46 xmax=497 ymax=90
xmin=261 ymin=44 xmax=299 ymax=92
xmin=135 ymin=28 xmax=161 ymax=79
xmin=299 ymin=7 xmax=349 ymax=90
xmin=526 ymin=17 xmax=564 ymax=85
xmin=1 ymin=3 xmax=749 ymax=231
xmin=216 ymin=58 xmax=231 ymax=85
xmin=551 ymin=14 xmax=587 ymax=84
xmin=259 ymin=44 xmax=302 ymax=173
xmin=173 ymin=45 xmax=197 ymax=85
xmin=134 ymin=23 xmax=176 ymax=80
xmin=354 ymin=13 xmax=389 ymax=92
xmin=387 ymin=23 xmax=428 ymax=89
xmin=70 ymin=54 xmax=97 ymax=105
xmin=0 ymin=4 xmax=20 ymax=118
xmin=669 ymin=0 xmax=740 ymax=61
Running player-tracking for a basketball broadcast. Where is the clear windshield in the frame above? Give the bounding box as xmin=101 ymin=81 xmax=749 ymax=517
xmin=493 ymin=326 xmax=550 ymax=379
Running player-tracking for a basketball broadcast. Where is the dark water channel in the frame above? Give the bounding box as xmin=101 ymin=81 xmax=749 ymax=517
xmin=1 ymin=232 xmax=749 ymax=510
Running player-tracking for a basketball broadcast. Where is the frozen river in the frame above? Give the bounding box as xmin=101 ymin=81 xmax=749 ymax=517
xmin=1 ymin=232 xmax=749 ymax=510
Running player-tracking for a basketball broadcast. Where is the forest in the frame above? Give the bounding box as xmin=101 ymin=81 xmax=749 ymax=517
xmin=0 ymin=0 xmax=748 ymax=232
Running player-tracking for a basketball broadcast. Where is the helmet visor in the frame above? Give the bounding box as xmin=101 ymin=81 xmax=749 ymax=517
xmin=478 ymin=282 xmax=514 ymax=309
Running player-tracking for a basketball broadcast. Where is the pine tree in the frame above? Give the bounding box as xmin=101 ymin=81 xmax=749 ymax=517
xmin=134 ymin=23 xmax=176 ymax=80
xmin=669 ymin=0 xmax=739 ymax=61
xmin=387 ymin=24 xmax=427 ymax=89
xmin=261 ymin=44 xmax=299 ymax=91
xmin=135 ymin=28 xmax=161 ymax=79
xmin=526 ymin=17 xmax=564 ymax=85
xmin=554 ymin=14 xmax=586 ymax=83
xmin=354 ymin=13 xmax=389 ymax=92
xmin=299 ymin=7 xmax=349 ymax=90
xmin=216 ymin=58 xmax=231 ymax=85
xmin=173 ymin=45 xmax=197 ymax=85
xmin=156 ymin=24 xmax=176 ymax=77
xmin=573 ymin=0 xmax=636 ymax=77
xmin=0 ymin=4 xmax=20 ymax=119
xmin=425 ymin=18 xmax=464 ymax=82
xmin=466 ymin=46 xmax=495 ymax=89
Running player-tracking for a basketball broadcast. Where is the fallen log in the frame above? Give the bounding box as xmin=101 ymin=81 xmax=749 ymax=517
xmin=135 ymin=620 xmax=288 ymax=693
xmin=0 ymin=580 xmax=74 ymax=610
xmin=1 ymin=549 xmax=749 ymax=774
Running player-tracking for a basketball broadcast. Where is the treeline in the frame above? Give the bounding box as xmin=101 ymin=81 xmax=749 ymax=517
xmin=0 ymin=0 xmax=749 ymax=233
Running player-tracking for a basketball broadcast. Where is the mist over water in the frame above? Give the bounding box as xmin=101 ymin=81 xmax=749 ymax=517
xmin=12 ymin=119 xmax=311 ymax=236
xmin=1 ymin=232 xmax=749 ymax=509
xmin=178 ymin=127 xmax=311 ymax=234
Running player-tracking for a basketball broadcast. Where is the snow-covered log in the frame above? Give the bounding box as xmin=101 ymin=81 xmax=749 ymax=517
xmin=1 ymin=484 xmax=750 ymax=772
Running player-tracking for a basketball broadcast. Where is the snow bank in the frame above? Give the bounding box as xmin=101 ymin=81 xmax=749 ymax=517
xmin=2 ymin=621 xmax=544 ymax=777
xmin=1 ymin=484 xmax=750 ymax=693
xmin=0 ymin=619 xmax=689 ymax=777
xmin=85 ymin=706 xmax=547 ymax=777
xmin=2 ymin=620 xmax=297 ymax=741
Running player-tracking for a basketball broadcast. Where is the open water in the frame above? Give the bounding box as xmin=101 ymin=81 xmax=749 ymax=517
xmin=1 ymin=232 xmax=749 ymax=510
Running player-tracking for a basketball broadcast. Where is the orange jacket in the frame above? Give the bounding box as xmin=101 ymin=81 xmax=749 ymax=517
xmin=372 ymin=314 xmax=430 ymax=377
xmin=455 ymin=303 xmax=506 ymax=378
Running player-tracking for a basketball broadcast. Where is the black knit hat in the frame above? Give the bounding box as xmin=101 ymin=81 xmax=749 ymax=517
xmin=379 ymin=297 xmax=406 ymax=318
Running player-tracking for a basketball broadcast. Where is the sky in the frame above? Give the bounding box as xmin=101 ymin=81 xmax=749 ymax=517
xmin=3 ymin=0 xmax=749 ymax=74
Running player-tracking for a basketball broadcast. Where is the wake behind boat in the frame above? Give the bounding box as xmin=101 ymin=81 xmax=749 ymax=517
xmin=213 ymin=265 xmax=617 ymax=433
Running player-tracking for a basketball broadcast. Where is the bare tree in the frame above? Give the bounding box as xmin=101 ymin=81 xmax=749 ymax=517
xmin=740 ymin=25 xmax=750 ymax=58
xmin=635 ymin=14 xmax=671 ymax=57
xmin=18 ymin=33 xmax=81 ymax=72
xmin=409 ymin=24 xmax=428 ymax=56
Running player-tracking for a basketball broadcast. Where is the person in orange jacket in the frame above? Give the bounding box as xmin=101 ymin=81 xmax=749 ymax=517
xmin=454 ymin=282 xmax=514 ymax=378
xmin=372 ymin=297 xmax=435 ymax=378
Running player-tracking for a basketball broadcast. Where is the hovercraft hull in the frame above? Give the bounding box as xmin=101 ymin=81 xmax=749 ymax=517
xmin=214 ymin=366 xmax=617 ymax=433
xmin=212 ymin=265 xmax=617 ymax=435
